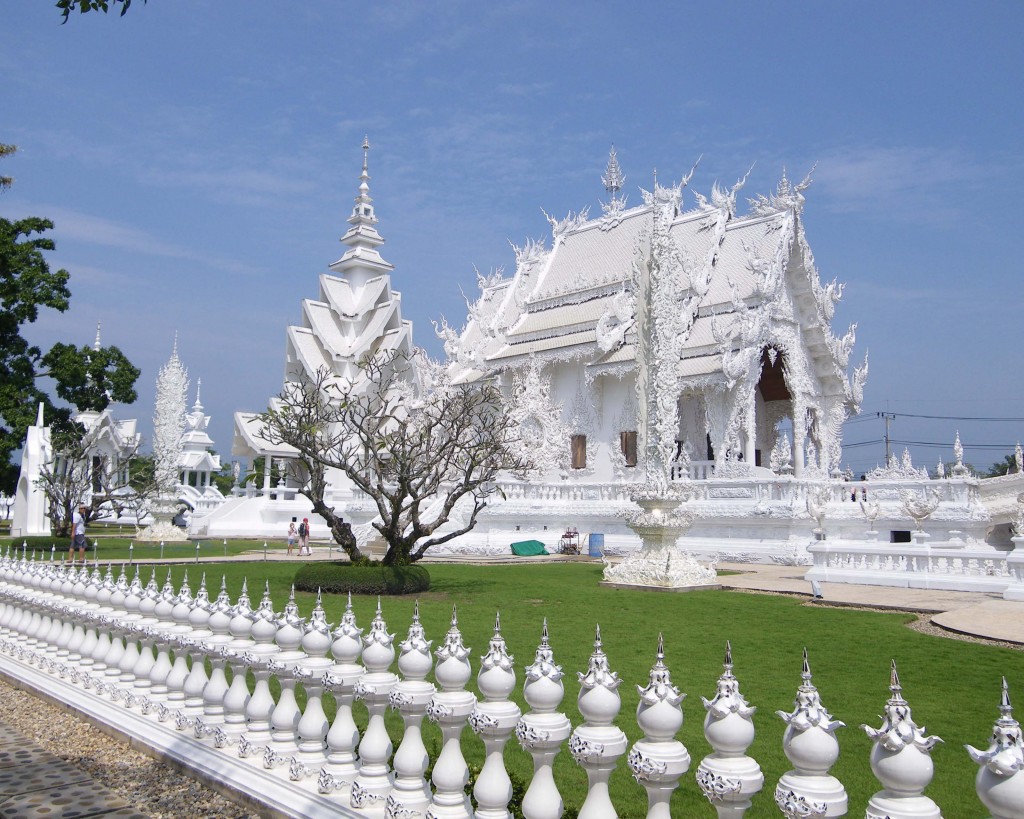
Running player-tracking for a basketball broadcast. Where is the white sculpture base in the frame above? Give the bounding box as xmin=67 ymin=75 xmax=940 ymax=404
xmin=602 ymin=545 xmax=718 ymax=590
xmin=135 ymin=519 xmax=189 ymax=543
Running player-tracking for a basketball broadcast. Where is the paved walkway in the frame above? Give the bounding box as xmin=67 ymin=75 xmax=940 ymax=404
xmin=0 ymin=720 xmax=148 ymax=819
xmin=713 ymin=561 xmax=1024 ymax=646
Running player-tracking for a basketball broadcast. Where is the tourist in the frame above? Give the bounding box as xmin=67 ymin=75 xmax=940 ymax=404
xmin=298 ymin=517 xmax=310 ymax=556
xmin=287 ymin=517 xmax=297 ymax=556
xmin=68 ymin=504 xmax=87 ymax=562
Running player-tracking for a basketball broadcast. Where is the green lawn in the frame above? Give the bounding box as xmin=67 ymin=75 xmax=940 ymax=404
xmin=0 ymin=535 xmax=285 ymax=561
xmin=114 ymin=560 xmax=1019 ymax=818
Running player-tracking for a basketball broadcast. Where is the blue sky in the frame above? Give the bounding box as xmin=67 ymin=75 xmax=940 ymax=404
xmin=4 ymin=2 xmax=1023 ymax=475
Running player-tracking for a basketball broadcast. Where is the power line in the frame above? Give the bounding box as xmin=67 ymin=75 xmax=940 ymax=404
xmin=862 ymin=411 xmax=1024 ymax=422
xmin=887 ymin=439 xmax=1018 ymax=451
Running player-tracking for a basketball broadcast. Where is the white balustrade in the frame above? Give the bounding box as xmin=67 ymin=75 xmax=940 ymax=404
xmin=471 ymin=612 xmax=522 ymax=819
xmin=291 ymin=590 xmax=333 ymax=779
xmin=351 ymin=598 xmax=397 ymax=813
xmin=0 ymin=552 xmax=1020 ymax=819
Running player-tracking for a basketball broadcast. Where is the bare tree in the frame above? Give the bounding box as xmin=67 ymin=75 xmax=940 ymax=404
xmin=257 ymin=352 xmax=531 ymax=565
xmin=35 ymin=422 xmax=153 ymax=536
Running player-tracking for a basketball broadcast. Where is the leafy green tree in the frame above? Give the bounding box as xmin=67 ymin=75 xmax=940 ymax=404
xmin=985 ymin=454 xmax=1018 ymax=478
xmin=0 ymin=145 xmax=15 ymax=190
xmin=56 ymin=0 xmax=144 ymax=22
xmin=0 ymin=148 xmax=141 ymax=492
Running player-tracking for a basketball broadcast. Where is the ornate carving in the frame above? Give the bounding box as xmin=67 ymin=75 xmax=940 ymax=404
xmin=426 ymin=701 xmax=453 ymax=722
xmin=568 ymin=734 xmax=605 ymax=763
xmin=468 ymin=710 xmax=499 ymax=734
xmin=627 ymin=747 xmax=668 ymax=782
xmin=696 ymin=767 xmax=742 ymax=802
xmin=774 ymin=785 xmax=827 ymax=818
xmin=288 ymin=757 xmax=309 ymax=781
xmin=505 ymin=358 xmax=568 ymax=475
xmin=385 ymin=793 xmax=423 ymax=818
xmin=515 ymin=721 xmax=550 ymax=749
xmin=350 ymin=782 xmax=387 ymax=809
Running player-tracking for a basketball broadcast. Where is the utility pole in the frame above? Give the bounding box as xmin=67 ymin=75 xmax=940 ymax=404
xmin=878 ymin=412 xmax=896 ymax=464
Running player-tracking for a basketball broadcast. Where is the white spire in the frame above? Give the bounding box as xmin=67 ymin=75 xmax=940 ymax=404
xmin=193 ymin=377 xmax=203 ymax=411
xmin=93 ymin=321 xmax=102 ymax=351
xmin=330 ymin=136 xmax=394 ymax=280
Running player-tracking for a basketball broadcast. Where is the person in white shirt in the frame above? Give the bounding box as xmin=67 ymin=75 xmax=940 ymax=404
xmin=68 ymin=504 xmax=88 ymax=562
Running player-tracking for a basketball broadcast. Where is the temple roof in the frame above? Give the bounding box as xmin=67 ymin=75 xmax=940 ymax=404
xmin=448 ymin=159 xmax=864 ymax=411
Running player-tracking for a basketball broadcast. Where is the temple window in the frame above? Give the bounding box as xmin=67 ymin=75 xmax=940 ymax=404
xmin=571 ymin=435 xmax=587 ymax=469
xmin=620 ymin=431 xmax=638 ymax=467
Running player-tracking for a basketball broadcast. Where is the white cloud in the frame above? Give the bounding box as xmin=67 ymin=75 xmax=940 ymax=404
xmin=812 ymin=144 xmax=1016 ymax=223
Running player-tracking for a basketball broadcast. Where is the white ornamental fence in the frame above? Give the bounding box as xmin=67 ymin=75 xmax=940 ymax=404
xmin=0 ymin=552 xmax=1022 ymax=819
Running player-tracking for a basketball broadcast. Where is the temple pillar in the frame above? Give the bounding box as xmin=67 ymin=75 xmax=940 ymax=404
xmin=262 ymin=457 xmax=272 ymax=494
xmin=743 ymin=391 xmax=756 ymax=465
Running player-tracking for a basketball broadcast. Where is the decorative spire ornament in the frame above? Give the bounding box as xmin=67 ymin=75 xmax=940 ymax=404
xmin=628 ymin=633 xmax=690 ymax=819
xmin=774 ymin=649 xmax=847 ymax=818
xmin=570 ymin=624 xmax=628 ymax=819
xmin=471 ymin=611 xmax=521 ymax=818
xmin=697 ymin=641 xmax=764 ymax=817
xmin=600 ymin=145 xmax=627 ymax=222
xmin=517 ymin=618 xmax=573 ymax=819
xmin=862 ymin=660 xmax=943 ymax=818
xmin=966 ymin=677 xmax=1024 ymax=818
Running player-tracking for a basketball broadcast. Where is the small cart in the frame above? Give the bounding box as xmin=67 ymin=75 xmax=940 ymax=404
xmin=558 ymin=527 xmax=580 ymax=555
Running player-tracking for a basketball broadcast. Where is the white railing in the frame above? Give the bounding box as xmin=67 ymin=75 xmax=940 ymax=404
xmin=0 ymin=553 xmax=1020 ymax=819
xmin=806 ymin=542 xmax=1015 ymax=593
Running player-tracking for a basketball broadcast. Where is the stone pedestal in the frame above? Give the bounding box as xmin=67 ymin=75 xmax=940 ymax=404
xmin=604 ymin=489 xmax=717 ymax=590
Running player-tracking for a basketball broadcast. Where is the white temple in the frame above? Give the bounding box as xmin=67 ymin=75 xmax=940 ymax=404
xmin=207 ymin=143 xmax=1024 ymax=595
xmin=197 ymin=138 xmax=409 ymax=540
xmin=177 ymin=379 xmax=224 ymax=516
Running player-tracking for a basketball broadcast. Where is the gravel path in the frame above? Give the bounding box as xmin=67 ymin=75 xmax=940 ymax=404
xmin=0 ymin=677 xmax=256 ymax=819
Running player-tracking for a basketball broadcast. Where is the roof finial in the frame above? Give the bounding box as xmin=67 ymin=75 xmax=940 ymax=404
xmin=602 ymin=144 xmax=624 ymax=196
xmin=171 ymin=331 xmax=179 ymax=360
xmin=193 ymin=377 xmax=203 ymax=411
xmin=93 ymin=320 xmax=102 ymax=351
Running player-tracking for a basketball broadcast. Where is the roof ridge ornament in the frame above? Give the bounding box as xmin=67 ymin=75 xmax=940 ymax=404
xmin=600 ymin=145 xmax=628 ymax=227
